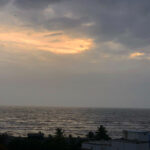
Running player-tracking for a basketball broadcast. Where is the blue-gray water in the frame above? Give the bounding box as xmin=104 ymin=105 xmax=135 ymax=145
xmin=0 ymin=106 xmax=150 ymax=138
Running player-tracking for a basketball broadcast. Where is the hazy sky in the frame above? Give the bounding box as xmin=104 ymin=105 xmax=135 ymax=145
xmin=0 ymin=0 xmax=150 ymax=108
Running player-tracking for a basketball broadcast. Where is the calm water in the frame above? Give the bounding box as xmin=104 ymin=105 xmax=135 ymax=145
xmin=0 ymin=106 xmax=150 ymax=138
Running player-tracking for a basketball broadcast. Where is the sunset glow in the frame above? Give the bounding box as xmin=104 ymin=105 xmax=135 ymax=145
xmin=0 ymin=27 xmax=93 ymax=54
xmin=129 ymin=52 xmax=145 ymax=58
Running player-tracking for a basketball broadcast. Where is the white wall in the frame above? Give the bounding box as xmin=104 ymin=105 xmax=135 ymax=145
xmin=82 ymin=143 xmax=111 ymax=150
xmin=111 ymin=141 xmax=150 ymax=150
xmin=123 ymin=131 xmax=150 ymax=142
xmin=82 ymin=141 xmax=150 ymax=150
xmin=82 ymin=143 xmax=100 ymax=150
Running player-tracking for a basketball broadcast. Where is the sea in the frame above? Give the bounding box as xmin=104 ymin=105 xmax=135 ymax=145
xmin=0 ymin=106 xmax=150 ymax=138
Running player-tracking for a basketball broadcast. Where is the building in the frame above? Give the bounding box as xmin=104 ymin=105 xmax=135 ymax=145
xmin=123 ymin=130 xmax=150 ymax=142
xmin=82 ymin=130 xmax=150 ymax=150
xmin=82 ymin=141 xmax=111 ymax=150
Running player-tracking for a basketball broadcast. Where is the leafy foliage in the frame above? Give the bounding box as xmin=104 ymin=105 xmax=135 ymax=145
xmin=95 ymin=125 xmax=111 ymax=140
xmin=0 ymin=125 xmax=111 ymax=150
xmin=86 ymin=125 xmax=111 ymax=141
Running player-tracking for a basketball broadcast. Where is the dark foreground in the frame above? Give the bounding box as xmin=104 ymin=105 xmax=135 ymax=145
xmin=0 ymin=126 xmax=110 ymax=150
xmin=0 ymin=132 xmax=83 ymax=150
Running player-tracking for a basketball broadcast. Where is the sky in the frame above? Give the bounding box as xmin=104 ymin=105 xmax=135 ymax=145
xmin=0 ymin=0 xmax=150 ymax=108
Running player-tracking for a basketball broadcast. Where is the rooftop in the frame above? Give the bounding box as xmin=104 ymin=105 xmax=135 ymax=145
xmin=123 ymin=130 xmax=150 ymax=133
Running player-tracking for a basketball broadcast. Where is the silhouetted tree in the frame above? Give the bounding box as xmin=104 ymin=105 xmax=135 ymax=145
xmin=55 ymin=128 xmax=65 ymax=139
xmin=95 ymin=125 xmax=111 ymax=140
xmin=86 ymin=131 xmax=95 ymax=139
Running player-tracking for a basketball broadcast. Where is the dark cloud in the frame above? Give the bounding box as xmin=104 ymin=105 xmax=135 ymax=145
xmin=1 ymin=0 xmax=150 ymax=55
xmin=14 ymin=0 xmax=64 ymax=9
xmin=93 ymin=0 xmax=150 ymax=48
xmin=0 ymin=0 xmax=149 ymax=55
xmin=59 ymin=0 xmax=150 ymax=49
xmin=13 ymin=0 xmax=150 ymax=51
xmin=44 ymin=17 xmax=85 ymax=31
xmin=0 ymin=0 xmax=10 ymax=7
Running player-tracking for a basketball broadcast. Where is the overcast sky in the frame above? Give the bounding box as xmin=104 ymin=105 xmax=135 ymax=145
xmin=0 ymin=0 xmax=150 ymax=108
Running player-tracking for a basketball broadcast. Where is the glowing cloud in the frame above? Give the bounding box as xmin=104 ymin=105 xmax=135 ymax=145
xmin=0 ymin=26 xmax=93 ymax=54
xmin=129 ymin=52 xmax=145 ymax=59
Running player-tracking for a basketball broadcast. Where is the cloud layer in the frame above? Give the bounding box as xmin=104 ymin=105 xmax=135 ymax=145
xmin=0 ymin=0 xmax=150 ymax=107
xmin=1 ymin=0 xmax=150 ymax=58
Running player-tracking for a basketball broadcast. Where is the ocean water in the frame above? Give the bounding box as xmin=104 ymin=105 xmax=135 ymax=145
xmin=0 ymin=106 xmax=150 ymax=138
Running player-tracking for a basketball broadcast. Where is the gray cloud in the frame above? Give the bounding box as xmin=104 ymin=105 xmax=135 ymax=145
xmin=9 ymin=0 xmax=150 ymax=53
xmin=14 ymin=0 xmax=63 ymax=9
xmin=0 ymin=0 xmax=10 ymax=7
xmin=1 ymin=0 xmax=150 ymax=108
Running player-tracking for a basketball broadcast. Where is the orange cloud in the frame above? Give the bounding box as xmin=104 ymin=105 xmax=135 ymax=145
xmin=129 ymin=52 xmax=145 ymax=58
xmin=0 ymin=26 xmax=93 ymax=54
